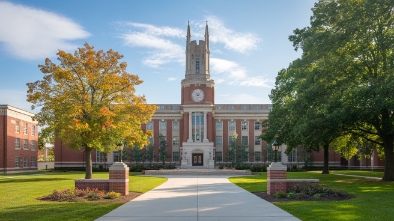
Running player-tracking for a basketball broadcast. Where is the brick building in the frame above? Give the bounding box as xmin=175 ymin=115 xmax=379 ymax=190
xmin=0 ymin=105 xmax=38 ymax=174
xmin=54 ymin=23 xmax=383 ymax=170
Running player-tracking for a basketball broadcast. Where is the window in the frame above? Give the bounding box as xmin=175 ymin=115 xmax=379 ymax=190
xmin=228 ymin=121 xmax=236 ymax=130
xmin=241 ymin=121 xmax=248 ymax=130
xmin=23 ymin=123 xmax=28 ymax=134
xmin=241 ymin=105 xmax=249 ymax=110
xmin=31 ymin=125 xmax=36 ymax=136
xmin=96 ymin=151 xmax=107 ymax=162
xmin=172 ymin=152 xmax=179 ymax=162
xmin=23 ymin=139 xmax=28 ymax=149
xmin=288 ymin=150 xmax=297 ymax=162
xmin=216 ymin=152 xmax=223 ymax=162
xmin=254 ymin=136 xmax=261 ymax=145
xmin=242 ymin=136 xmax=248 ymax=146
xmin=30 ymin=157 xmax=35 ymax=167
xmin=15 ymin=120 xmax=20 ymax=133
xmin=216 ymin=121 xmax=223 ymax=131
xmin=196 ymin=59 xmax=200 ymax=73
xmin=15 ymin=156 xmax=20 ymax=168
xmin=23 ymin=157 xmax=28 ymax=167
xmin=148 ymin=136 xmax=154 ymax=145
xmin=216 ymin=136 xmax=223 ymax=146
xmin=31 ymin=140 xmax=35 ymax=150
xmin=229 ymin=136 xmax=235 ymax=146
xmin=15 ymin=138 xmax=20 ymax=149
xmin=172 ymin=121 xmax=179 ymax=131
xmin=254 ymin=121 xmax=261 ymax=130
xmin=160 ymin=136 xmax=167 ymax=145
xmin=172 ymin=136 xmax=179 ymax=146
xmin=255 ymin=151 xmax=262 ymax=162
xmin=146 ymin=121 xmax=153 ymax=131
xmin=159 ymin=121 xmax=166 ymax=130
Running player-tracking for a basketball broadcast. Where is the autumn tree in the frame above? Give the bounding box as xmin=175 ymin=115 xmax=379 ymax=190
xmin=27 ymin=43 xmax=156 ymax=179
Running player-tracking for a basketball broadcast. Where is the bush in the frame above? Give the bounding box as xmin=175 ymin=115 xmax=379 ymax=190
xmin=38 ymin=188 xmax=120 ymax=202
xmin=274 ymin=191 xmax=287 ymax=198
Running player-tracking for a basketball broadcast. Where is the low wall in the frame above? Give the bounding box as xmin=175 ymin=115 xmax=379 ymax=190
xmin=74 ymin=162 xmax=129 ymax=195
xmin=267 ymin=162 xmax=319 ymax=195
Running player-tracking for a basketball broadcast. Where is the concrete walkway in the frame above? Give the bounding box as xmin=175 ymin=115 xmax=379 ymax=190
xmin=96 ymin=175 xmax=300 ymax=221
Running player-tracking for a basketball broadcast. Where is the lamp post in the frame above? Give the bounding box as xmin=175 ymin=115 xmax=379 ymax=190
xmin=272 ymin=140 xmax=280 ymax=163
xmin=117 ymin=142 xmax=124 ymax=162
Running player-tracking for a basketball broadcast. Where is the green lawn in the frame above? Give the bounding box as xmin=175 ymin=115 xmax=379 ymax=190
xmin=0 ymin=172 xmax=167 ymax=221
xmin=230 ymin=171 xmax=394 ymax=221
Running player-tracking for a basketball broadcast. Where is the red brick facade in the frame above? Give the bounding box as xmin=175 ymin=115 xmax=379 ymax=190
xmin=0 ymin=105 xmax=38 ymax=174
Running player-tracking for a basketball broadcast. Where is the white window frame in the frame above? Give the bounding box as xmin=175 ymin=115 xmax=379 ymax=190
xmin=229 ymin=121 xmax=236 ymax=130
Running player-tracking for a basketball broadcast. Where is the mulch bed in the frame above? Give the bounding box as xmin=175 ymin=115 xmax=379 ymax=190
xmin=253 ymin=191 xmax=355 ymax=202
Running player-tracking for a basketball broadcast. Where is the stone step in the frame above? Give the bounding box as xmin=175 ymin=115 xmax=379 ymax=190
xmin=143 ymin=169 xmax=252 ymax=176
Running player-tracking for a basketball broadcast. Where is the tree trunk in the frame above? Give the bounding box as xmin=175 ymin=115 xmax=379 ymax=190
xmin=322 ymin=143 xmax=330 ymax=174
xmin=382 ymin=139 xmax=394 ymax=181
xmin=84 ymin=147 xmax=92 ymax=179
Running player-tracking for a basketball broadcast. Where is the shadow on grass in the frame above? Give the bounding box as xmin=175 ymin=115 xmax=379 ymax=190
xmin=1 ymin=202 xmax=122 ymax=221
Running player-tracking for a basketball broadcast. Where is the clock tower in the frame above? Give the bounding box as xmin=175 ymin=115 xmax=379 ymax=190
xmin=180 ymin=22 xmax=215 ymax=168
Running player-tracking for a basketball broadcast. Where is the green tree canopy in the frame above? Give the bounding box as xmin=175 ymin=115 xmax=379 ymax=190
xmin=27 ymin=43 xmax=156 ymax=179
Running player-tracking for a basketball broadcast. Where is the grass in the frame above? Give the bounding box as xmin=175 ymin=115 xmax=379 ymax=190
xmin=0 ymin=171 xmax=167 ymax=221
xmin=230 ymin=171 xmax=394 ymax=221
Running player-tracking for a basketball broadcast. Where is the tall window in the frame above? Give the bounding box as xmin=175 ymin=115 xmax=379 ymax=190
xmin=15 ymin=138 xmax=20 ymax=149
xmin=159 ymin=121 xmax=166 ymax=130
xmin=23 ymin=123 xmax=28 ymax=134
xmin=288 ymin=150 xmax=297 ymax=162
xmin=216 ymin=152 xmax=223 ymax=162
xmin=216 ymin=136 xmax=223 ymax=146
xmin=254 ymin=121 xmax=261 ymax=130
xmin=196 ymin=59 xmax=200 ymax=73
xmin=229 ymin=121 xmax=236 ymax=130
xmin=172 ymin=136 xmax=180 ymax=146
xmin=31 ymin=140 xmax=35 ymax=150
xmin=15 ymin=156 xmax=20 ymax=167
xmin=146 ymin=121 xmax=154 ymax=130
xmin=216 ymin=121 xmax=223 ymax=131
xmin=96 ymin=151 xmax=107 ymax=162
xmin=242 ymin=121 xmax=248 ymax=130
xmin=254 ymin=136 xmax=261 ymax=145
xmin=31 ymin=125 xmax=36 ymax=136
xmin=23 ymin=157 xmax=28 ymax=167
xmin=15 ymin=121 xmax=20 ymax=133
xmin=172 ymin=152 xmax=180 ymax=162
xmin=192 ymin=112 xmax=204 ymax=142
xmin=241 ymin=136 xmax=248 ymax=146
xmin=23 ymin=139 xmax=28 ymax=149
xmin=172 ymin=121 xmax=179 ymax=131
xmin=30 ymin=157 xmax=36 ymax=167
xmin=255 ymin=151 xmax=262 ymax=161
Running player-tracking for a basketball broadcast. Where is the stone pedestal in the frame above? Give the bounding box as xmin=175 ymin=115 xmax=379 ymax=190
xmin=109 ymin=162 xmax=129 ymax=195
xmin=267 ymin=162 xmax=287 ymax=195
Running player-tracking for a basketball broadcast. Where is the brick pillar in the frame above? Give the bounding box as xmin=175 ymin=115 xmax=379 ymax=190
xmin=109 ymin=162 xmax=129 ymax=195
xmin=267 ymin=162 xmax=287 ymax=195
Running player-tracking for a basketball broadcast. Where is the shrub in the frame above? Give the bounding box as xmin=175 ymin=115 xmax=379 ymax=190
xmin=274 ymin=191 xmax=287 ymax=198
xmin=104 ymin=191 xmax=121 ymax=199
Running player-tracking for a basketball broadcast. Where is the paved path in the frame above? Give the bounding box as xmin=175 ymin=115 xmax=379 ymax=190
xmin=96 ymin=175 xmax=300 ymax=221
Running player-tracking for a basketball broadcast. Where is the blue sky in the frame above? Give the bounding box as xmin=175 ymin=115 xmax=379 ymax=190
xmin=0 ymin=0 xmax=317 ymax=112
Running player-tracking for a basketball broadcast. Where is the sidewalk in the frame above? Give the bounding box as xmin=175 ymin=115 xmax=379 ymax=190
xmin=96 ymin=175 xmax=300 ymax=221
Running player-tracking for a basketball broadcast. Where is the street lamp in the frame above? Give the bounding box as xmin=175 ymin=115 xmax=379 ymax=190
xmin=117 ymin=142 xmax=124 ymax=162
xmin=272 ymin=140 xmax=280 ymax=163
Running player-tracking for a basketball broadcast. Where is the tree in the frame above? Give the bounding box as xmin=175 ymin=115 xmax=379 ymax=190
xmin=266 ymin=0 xmax=394 ymax=180
xmin=146 ymin=144 xmax=154 ymax=167
xmin=159 ymin=134 xmax=167 ymax=165
xmin=27 ymin=43 xmax=156 ymax=179
xmin=228 ymin=132 xmax=248 ymax=167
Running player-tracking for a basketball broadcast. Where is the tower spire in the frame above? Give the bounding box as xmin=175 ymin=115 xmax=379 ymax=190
xmin=187 ymin=21 xmax=191 ymax=43
xmin=205 ymin=21 xmax=209 ymax=50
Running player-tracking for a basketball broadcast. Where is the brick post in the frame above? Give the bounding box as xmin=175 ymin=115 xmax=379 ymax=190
xmin=109 ymin=162 xmax=129 ymax=195
xmin=267 ymin=162 xmax=287 ymax=195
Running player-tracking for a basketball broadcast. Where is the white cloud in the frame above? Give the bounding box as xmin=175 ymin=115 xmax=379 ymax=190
xmin=0 ymin=1 xmax=90 ymax=60
xmin=211 ymin=58 xmax=246 ymax=80
xmin=191 ymin=16 xmax=260 ymax=54
xmin=118 ymin=22 xmax=184 ymax=68
xmin=167 ymin=77 xmax=177 ymax=81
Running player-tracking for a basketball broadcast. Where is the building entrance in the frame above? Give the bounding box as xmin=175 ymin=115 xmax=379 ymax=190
xmin=192 ymin=153 xmax=203 ymax=166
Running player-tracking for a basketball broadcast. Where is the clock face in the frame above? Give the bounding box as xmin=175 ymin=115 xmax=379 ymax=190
xmin=192 ymin=89 xmax=204 ymax=102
